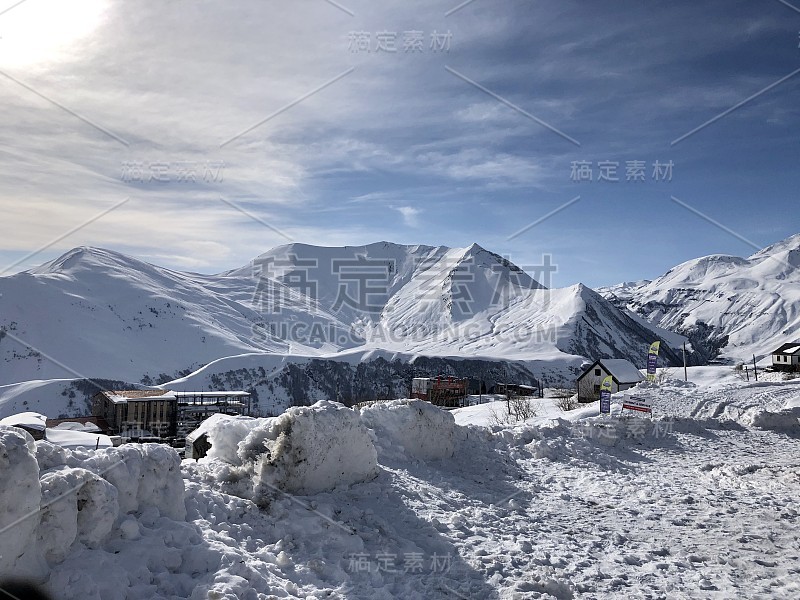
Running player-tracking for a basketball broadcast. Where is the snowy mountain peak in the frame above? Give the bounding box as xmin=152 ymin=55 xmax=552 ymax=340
xmin=748 ymin=232 xmax=800 ymax=262
xmin=28 ymin=246 xmax=160 ymax=278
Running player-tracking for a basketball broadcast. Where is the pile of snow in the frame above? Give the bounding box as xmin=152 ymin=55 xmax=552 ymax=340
xmin=0 ymin=426 xmax=185 ymax=582
xmin=359 ymin=399 xmax=458 ymax=461
xmin=199 ymin=401 xmax=379 ymax=500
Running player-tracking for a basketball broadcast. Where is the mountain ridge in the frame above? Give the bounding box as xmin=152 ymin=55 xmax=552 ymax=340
xmin=0 ymin=241 xmax=679 ymax=390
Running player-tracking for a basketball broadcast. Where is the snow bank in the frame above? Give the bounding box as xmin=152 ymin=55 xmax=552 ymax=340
xmin=359 ymin=399 xmax=458 ymax=461
xmin=0 ymin=429 xmax=186 ymax=581
xmin=201 ymin=401 xmax=379 ymax=499
xmin=0 ymin=426 xmax=43 ymax=578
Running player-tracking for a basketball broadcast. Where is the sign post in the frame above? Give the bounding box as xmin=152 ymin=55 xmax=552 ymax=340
xmin=599 ymin=375 xmax=612 ymax=415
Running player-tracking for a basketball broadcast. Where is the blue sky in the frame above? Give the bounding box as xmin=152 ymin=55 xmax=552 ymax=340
xmin=0 ymin=0 xmax=798 ymax=287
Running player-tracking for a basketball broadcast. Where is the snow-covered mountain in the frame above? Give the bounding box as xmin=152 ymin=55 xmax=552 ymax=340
xmin=0 ymin=242 xmax=680 ymax=397
xmin=600 ymin=233 xmax=800 ymax=362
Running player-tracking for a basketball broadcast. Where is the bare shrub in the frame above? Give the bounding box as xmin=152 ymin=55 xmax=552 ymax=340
xmin=490 ymin=396 xmax=538 ymax=425
xmin=555 ymin=395 xmax=579 ymax=412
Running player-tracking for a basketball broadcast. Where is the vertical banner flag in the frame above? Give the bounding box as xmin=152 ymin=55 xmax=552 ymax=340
xmin=646 ymin=341 xmax=661 ymax=382
xmin=600 ymin=375 xmax=612 ymax=414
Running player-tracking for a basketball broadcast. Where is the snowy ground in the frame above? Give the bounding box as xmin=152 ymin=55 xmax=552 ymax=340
xmin=1 ymin=367 xmax=799 ymax=599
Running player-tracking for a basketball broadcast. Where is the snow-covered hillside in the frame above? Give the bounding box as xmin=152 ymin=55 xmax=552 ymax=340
xmin=600 ymin=233 xmax=800 ymax=363
xmin=0 ymin=243 xmax=679 ymax=393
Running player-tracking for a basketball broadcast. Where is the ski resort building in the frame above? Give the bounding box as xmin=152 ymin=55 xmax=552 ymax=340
xmin=771 ymin=342 xmax=800 ymax=371
xmin=411 ymin=376 xmax=469 ymax=408
xmin=92 ymin=389 xmax=251 ymax=439
xmin=576 ymin=359 xmax=645 ymax=403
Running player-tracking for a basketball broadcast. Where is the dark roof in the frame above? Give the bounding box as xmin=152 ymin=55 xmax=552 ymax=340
xmin=578 ymin=359 xmax=646 ymax=385
xmin=772 ymin=342 xmax=800 ymax=355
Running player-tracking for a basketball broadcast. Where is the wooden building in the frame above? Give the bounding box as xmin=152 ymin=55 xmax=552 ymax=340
xmin=771 ymin=342 xmax=800 ymax=372
xmin=577 ymin=359 xmax=645 ymax=403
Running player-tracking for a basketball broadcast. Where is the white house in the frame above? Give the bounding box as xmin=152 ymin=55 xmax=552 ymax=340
xmin=771 ymin=343 xmax=800 ymax=371
xmin=577 ymin=359 xmax=645 ymax=403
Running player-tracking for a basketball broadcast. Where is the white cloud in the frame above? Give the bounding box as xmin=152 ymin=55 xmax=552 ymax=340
xmin=393 ymin=205 xmax=421 ymax=227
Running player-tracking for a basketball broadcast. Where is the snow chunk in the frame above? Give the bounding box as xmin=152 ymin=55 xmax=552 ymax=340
xmin=0 ymin=426 xmax=42 ymax=578
xmin=201 ymin=401 xmax=379 ymax=499
xmin=238 ymin=401 xmax=379 ymax=497
xmin=359 ymin=399 xmax=458 ymax=461
xmin=37 ymin=467 xmax=119 ymax=561
xmin=190 ymin=413 xmax=260 ymax=465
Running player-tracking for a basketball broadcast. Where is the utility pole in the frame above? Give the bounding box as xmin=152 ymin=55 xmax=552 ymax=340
xmin=753 ymin=354 xmax=758 ymax=381
xmin=683 ymin=342 xmax=688 ymax=382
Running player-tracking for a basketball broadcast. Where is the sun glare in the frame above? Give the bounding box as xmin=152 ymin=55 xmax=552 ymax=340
xmin=0 ymin=0 xmax=107 ymax=67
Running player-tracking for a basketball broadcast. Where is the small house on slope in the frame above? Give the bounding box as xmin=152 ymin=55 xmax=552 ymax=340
xmin=771 ymin=342 xmax=800 ymax=372
xmin=577 ymin=359 xmax=645 ymax=403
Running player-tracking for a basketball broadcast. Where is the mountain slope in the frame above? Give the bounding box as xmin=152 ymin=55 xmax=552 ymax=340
xmin=0 ymin=247 xmax=332 ymax=385
xmin=600 ymin=233 xmax=800 ymax=362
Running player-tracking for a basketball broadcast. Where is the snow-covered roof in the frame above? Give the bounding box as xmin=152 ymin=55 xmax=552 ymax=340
xmin=173 ymin=391 xmax=251 ymax=397
xmin=51 ymin=421 xmax=102 ymax=433
xmin=773 ymin=343 xmax=800 ymax=355
xmin=100 ymin=389 xmax=176 ymax=404
xmin=580 ymin=359 xmax=645 ymax=384
xmin=0 ymin=412 xmax=47 ymax=431
xmin=44 ymin=428 xmax=113 ymax=449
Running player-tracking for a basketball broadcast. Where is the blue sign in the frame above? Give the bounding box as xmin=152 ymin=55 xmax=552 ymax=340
xmin=647 ymin=353 xmax=658 ymax=375
xmin=600 ymin=390 xmax=611 ymax=414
